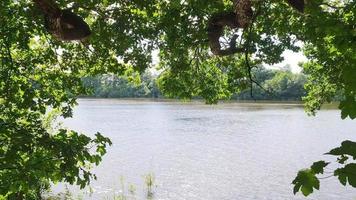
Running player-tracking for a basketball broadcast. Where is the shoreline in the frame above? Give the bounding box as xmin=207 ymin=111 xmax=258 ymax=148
xmin=75 ymin=97 xmax=340 ymax=109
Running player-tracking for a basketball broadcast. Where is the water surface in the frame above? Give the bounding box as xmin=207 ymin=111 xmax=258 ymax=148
xmin=58 ymin=99 xmax=356 ymax=200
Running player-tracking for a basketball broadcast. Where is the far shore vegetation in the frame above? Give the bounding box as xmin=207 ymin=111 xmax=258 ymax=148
xmin=81 ymin=65 xmax=324 ymax=102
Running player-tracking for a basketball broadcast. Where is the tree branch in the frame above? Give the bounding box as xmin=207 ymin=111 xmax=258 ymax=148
xmin=242 ymin=1 xmax=277 ymax=99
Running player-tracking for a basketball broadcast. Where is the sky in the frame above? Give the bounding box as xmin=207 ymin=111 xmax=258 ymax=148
xmin=265 ymin=50 xmax=308 ymax=73
xmin=151 ymin=49 xmax=308 ymax=75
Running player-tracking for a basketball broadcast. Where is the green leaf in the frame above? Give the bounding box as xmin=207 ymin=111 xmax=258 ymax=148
xmin=345 ymin=164 xmax=356 ymax=187
xmin=337 ymin=155 xmax=349 ymax=164
xmin=334 ymin=164 xmax=356 ymax=187
xmin=301 ymin=185 xmax=313 ymax=196
xmin=335 ymin=169 xmax=347 ymax=186
xmin=292 ymin=169 xmax=320 ymax=196
xmin=293 ymin=183 xmax=302 ymax=195
xmin=327 ymin=140 xmax=356 ymax=159
xmin=311 ymin=161 xmax=329 ymax=174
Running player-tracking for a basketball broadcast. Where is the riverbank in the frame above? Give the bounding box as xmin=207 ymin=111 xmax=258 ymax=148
xmin=76 ymin=97 xmax=340 ymax=109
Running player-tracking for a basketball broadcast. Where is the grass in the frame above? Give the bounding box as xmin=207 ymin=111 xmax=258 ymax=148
xmin=45 ymin=172 xmax=156 ymax=200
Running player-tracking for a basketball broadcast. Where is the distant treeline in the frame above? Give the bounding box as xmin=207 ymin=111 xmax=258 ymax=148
xmin=82 ymin=71 xmax=161 ymax=98
xmin=81 ymin=67 xmax=308 ymax=101
xmin=233 ymin=67 xmax=307 ymax=101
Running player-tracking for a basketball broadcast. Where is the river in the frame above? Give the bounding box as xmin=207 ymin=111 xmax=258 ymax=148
xmin=54 ymin=99 xmax=356 ymax=200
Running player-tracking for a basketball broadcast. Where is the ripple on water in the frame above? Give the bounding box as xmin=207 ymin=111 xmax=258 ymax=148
xmin=56 ymin=99 xmax=356 ymax=200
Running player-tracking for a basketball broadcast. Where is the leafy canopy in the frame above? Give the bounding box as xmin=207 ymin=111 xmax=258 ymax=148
xmin=0 ymin=0 xmax=355 ymax=198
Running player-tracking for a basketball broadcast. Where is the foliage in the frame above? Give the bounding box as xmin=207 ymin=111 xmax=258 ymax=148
xmin=299 ymin=1 xmax=356 ymax=117
xmin=290 ymin=1 xmax=356 ymax=196
xmin=157 ymin=57 xmax=234 ymax=104
xmin=0 ymin=109 xmax=112 ymax=198
xmin=0 ymin=0 xmax=114 ymax=198
xmin=233 ymin=67 xmax=307 ymax=100
xmin=0 ymin=0 xmax=355 ymax=198
xmin=83 ymin=67 xmax=307 ymax=101
xmin=264 ymin=69 xmax=306 ymax=100
xmin=82 ymin=71 xmax=161 ymax=98
xmin=292 ymin=141 xmax=356 ymax=196
xmin=292 ymin=161 xmax=328 ymax=196
xmin=144 ymin=173 xmax=155 ymax=199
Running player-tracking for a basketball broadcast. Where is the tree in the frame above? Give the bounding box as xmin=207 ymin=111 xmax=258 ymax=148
xmin=81 ymin=70 xmax=161 ymax=98
xmin=230 ymin=67 xmax=307 ymax=100
xmin=264 ymin=70 xmax=306 ymax=100
xmin=0 ymin=0 xmax=355 ymax=198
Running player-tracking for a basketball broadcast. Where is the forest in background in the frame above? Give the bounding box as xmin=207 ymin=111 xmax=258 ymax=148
xmin=81 ymin=66 xmax=308 ymax=101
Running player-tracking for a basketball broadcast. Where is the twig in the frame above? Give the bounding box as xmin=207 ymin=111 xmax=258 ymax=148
xmin=318 ymin=175 xmax=334 ymax=179
xmin=245 ymin=52 xmax=254 ymax=99
xmin=3 ymin=40 xmax=15 ymax=99
xmin=243 ymin=2 xmax=259 ymax=99
xmin=242 ymin=1 xmax=277 ymax=99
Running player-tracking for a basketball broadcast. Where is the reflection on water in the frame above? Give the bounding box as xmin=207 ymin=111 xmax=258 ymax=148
xmin=56 ymin=99 xmax=356 ymax=200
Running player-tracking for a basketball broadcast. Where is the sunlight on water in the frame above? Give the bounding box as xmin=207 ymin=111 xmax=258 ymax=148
xmin=54 ymin=99 xmax=356 ymax=200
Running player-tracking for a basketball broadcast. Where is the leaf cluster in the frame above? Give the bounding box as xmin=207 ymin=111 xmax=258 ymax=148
xmin=293 ymin=140 xmax=356 ymax=196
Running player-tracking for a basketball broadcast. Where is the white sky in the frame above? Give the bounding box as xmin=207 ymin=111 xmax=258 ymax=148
xmin=151 ymin=49 xmax=308 ymax=74
xmin=266 ymin=50 xmax=307 ymax=73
